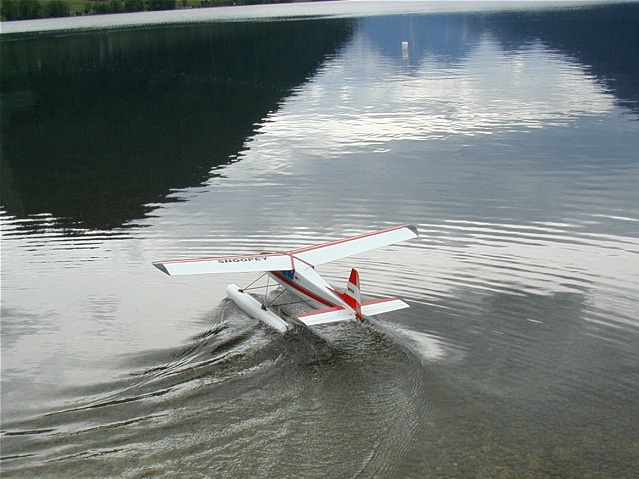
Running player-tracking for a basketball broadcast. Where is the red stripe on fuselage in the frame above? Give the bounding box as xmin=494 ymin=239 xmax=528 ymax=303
xmin=270 ymin=271 xmax=336 ymax=308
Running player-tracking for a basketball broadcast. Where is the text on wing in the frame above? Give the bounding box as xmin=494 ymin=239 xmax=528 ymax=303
xmin=217 ymin=256 xmax=269 ymax=264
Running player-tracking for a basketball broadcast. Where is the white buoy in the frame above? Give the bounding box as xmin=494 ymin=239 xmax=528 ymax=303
xmin=402 ymin=41 xmax=409 ymax=57
xmin=226 ymin=284 xmax=289 ymax=333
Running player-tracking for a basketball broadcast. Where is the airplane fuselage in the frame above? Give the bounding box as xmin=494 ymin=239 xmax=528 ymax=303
xmin=268 ymin=263 xmax=348 ymax=311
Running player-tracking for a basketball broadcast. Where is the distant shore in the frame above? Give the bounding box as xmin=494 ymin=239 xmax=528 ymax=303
xmin=1 ymin=0 xmax=314 ymax=22
xmin=1 ymin=1 xmax=611 ymax=35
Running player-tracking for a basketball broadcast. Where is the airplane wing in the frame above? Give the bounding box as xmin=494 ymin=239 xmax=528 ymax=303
xmin=153 ymin=225 xmax=418 ymax=276
xmin=291 ymin=224 xmax=418 ymax=266
xmin=153 ymin=252 xmax=293 ymax=276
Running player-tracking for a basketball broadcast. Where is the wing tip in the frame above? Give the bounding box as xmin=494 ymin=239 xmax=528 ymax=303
xmin=405 ymin=224 xmax=419 ymax=237
xmin=153 ymin=262 xmax=171 ymax=275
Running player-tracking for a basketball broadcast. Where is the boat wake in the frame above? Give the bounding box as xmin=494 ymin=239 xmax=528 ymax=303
xmin=1 ymin=298 xmax=430 ymax=478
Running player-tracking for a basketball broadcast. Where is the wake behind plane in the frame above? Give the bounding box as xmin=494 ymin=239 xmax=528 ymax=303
xmin=153 ymin=225 xmax=419 ymax=333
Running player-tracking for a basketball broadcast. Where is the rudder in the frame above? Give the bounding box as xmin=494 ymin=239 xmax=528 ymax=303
xmin=343 ymin=268 xmax=362 ymax=320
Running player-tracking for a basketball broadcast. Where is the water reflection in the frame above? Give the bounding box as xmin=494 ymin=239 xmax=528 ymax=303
xmin=363 ymin=13 xmax=483 ymax=66
xmin=2 ymin=5 xmax=638 ymax=232
xmin=0 ymin=19 xmax=355 ymax=230
xmin=364 ymin=4 xmax=639 ymax=114
xmin=486 ymin=3 xmax=639 ymax=112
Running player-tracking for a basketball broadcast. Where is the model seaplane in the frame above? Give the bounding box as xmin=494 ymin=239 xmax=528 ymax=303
xmin=153 ymin=225 xmax=418 ymax=333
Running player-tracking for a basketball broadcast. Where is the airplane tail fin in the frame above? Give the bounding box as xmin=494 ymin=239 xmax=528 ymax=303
xmin=343 ymin=268 xmax=362 ymax=319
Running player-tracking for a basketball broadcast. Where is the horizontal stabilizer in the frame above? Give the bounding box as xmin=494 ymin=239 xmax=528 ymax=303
xmin=296 ymin=306 xmax=355 ymax=326
xmin=361 ymin=297 xmax=409 ymax=316
xmin=153 ymin=253 xmax=293 ymax=276
xmin=296 ymin=297 xmax=410 ymax=326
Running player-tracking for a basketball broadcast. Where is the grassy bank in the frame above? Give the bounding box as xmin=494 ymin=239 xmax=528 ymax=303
xmin=1 ymin=0 xmax=298 ymax=21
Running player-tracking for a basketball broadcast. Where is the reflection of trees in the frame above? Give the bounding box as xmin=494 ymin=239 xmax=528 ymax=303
xmin=362 ymin=4 xmax=639 ymax=113
xmin=486 ymin=3 xmax=639 ymax=113
xmin=0 ymin=19 xmax=354 ymax=230
xmin=362 ymin=14 xmax=483 ymax=68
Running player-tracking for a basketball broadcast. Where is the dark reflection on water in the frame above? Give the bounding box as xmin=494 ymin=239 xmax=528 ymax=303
xmin=1 ymin=19 xmax=354 ymax=229
xmin=487 ymin=3 xmax=639 ymax=112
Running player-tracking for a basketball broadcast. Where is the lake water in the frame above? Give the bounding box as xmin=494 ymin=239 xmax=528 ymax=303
xmin=1 ymin=2 xmax=638 ymax=477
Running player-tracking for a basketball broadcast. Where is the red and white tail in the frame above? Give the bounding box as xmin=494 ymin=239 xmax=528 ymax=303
xmin=343 ymin=268 xmax=362 ymax=319
xmin=295 ymin=268 xmax=410 ymax=326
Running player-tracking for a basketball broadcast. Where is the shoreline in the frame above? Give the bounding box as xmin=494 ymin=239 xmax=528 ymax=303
xmin=0 ymin=1 xmax=620 ymax=35
xmin=0 ymin=0 xmax=299 ymax=22
xmin=0 ymin=1 xmax=333 ymax=34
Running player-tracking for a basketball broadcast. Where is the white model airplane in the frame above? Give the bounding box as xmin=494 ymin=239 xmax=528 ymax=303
xmin=153 ymin=225 xmax=419 ymax=333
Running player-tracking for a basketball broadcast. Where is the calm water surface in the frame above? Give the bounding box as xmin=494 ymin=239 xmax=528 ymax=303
xmin=1 ymin=2 xmax=638 ymax=477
